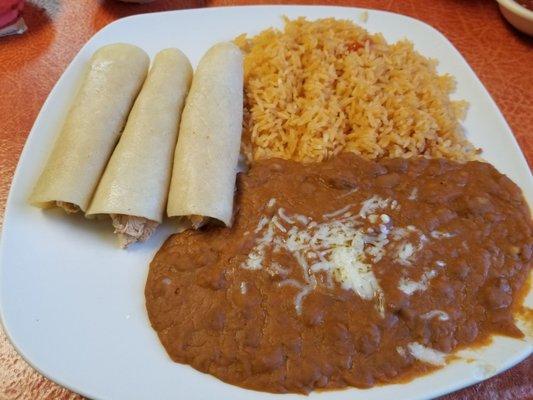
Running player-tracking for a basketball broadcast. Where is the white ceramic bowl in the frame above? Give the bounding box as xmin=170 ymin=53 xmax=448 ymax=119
xmin=497 ymin=0 xmax=533 ymax=35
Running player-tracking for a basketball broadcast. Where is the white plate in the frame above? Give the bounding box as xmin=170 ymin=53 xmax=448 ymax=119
xmin=1 ymin=6 xmax=532 ymax=400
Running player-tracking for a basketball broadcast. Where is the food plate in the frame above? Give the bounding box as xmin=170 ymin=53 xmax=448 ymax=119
xmin=1 ymin=5 xmax=531 ymax=400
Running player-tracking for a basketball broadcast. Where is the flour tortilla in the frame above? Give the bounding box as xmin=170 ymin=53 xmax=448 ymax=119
xmin=86 ymin=48 xmax=193 ymax=246
xmin=29 ymin=43 xmax=150 ymax=213
xmin=167 ymin=42 xmax=244 ymax=226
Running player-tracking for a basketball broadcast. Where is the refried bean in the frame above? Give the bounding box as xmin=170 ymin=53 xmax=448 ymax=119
xmin=145 ymin=153 xmax=532 ymax=394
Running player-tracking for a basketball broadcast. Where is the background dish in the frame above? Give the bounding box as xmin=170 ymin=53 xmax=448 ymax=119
xmin=497 ymin=0 xmax=533 ymax=35
xmin=0 ymin=6 xmax=531 ymax=400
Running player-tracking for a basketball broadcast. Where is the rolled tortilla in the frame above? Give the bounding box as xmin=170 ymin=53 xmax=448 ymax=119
xmin=167 ymin=42 xmax=243 ymax=227
xmin=29 ymin=43 xmax=149 ymax=213
xmin=87 ymin=48 xmax=193 ymax=247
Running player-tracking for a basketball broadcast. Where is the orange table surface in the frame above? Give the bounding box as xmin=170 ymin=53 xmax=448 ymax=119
xmin=0 ymin=1 xmax=531 ymax=399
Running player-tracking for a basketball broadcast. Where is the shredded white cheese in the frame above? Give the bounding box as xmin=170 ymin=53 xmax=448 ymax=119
xmin=269 ymin=262 xmax=290 ymax=276
xmin=294 ymin=276 xmax=317 ymax=314
xmin=420 ymin=310 xmax=449 ymax=321
xmin=397 ymin=242 xmax=415 ymax=262
xmin=407 ymin=342 xmax=446 ymax=366
xmin=380 ymin=214 xmax=391 ymax=223
xmin=340 ymin=187 xmax=359 ymax=197
xmin=431 ymin=230 xmax=455 ymax=239
xmin=331 ymin=247 xmax=381 ymax=301
xmin=323 ymin=204 xmax=353 ymax=219
xmin=396 ymin=346 xmax=407 ymax=357
xmin=398 ymin=270 xmax=437 ymax=295
xmin=240 ymin=196 xmax=432 ymax=316
xmin=242 ymin=249 xmax=264 ymax=271
xmin=254 ymin=216 xmax=269 ymax=233
xmin=390 ymin=227 xmax=409 ymax=240
xmin=359 ymin=196 xmax=390 ymax=218
xmin=272 ymin=217 xmax=287 ymax=233
xmin=278 ymin=208 xmax=294 ymax=224
xmin=293 ymin=214 xmax=310 ymax=225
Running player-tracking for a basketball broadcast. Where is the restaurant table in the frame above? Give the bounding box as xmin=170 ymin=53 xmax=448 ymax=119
xmin=0 ymin=1 xmax=531 ymax=399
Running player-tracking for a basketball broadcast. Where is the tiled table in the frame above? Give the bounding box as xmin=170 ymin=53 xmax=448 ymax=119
xmin=0 ymin=1 xmax=531 ymax=399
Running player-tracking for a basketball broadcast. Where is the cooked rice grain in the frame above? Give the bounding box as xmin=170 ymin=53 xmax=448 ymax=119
xmin=235 ymin=17 xmax=478 ymax=163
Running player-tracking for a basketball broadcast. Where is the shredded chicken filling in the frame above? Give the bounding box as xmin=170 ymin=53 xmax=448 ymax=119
xmin=188 ymin=215 xmax=206 ymax=229
xmin=111 ymin=214 xmax=159 ymax=248
xmin=56 ymin=201 xmax=80 ymax=214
